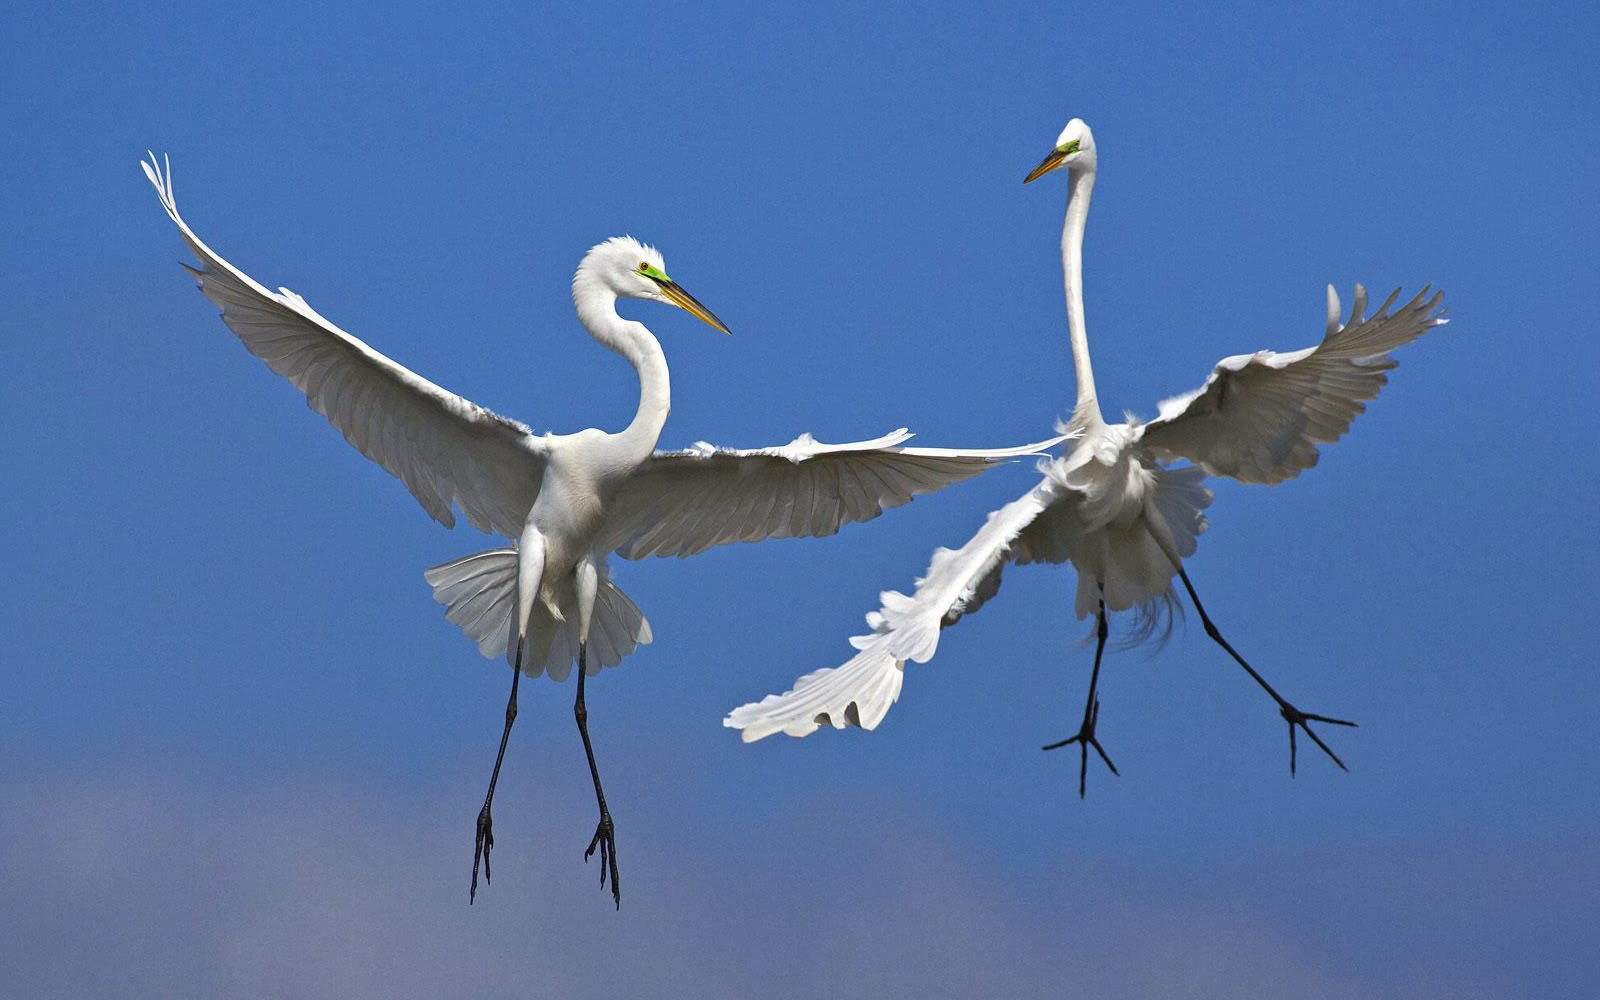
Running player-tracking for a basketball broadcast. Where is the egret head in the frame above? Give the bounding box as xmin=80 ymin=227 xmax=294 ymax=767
xmin=577 ymin=236 xmax=730 ymax=334
xmin=1024 ymin=118 xmax=1097 ymax=183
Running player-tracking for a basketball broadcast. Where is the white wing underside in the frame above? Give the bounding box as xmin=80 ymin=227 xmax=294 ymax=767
xmin=1139 ymin=284 xmax=1447 ymax=484
xmin=422 ymin=425 xmax=1061 ymax=684
xmin=146 ymin=154 xmax=1071 ymax=685
xmin=723 ymin=637 xmax=906 ymax=742
xmin=872 ymin=479 xmax=1063 ymax=663
xmin=723 ymin=477 xmax=1062 ymax=741
xmin=142 ymin=154 xmax=547 ymax=536
xmin=606 ymin=429 xmax=1068 ymax=559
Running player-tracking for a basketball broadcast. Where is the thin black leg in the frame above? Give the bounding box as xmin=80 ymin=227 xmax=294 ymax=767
xmin=1175 ymin=566 xmax=1357 ymax=774
xmin=1043 ymin=599 xmax=1119 ymax=797
xmin=574 ymin=643 xmax=620 ymax=909
xmin=471 ymin=635 xmax=524 ymax=904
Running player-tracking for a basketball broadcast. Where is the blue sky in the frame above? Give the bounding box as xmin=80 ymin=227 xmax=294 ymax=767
xmin=5 ymin=1 xmax=1598 ymax=996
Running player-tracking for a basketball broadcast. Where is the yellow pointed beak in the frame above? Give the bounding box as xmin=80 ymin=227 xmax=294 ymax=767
xmin=1024 ymin=148 xmax=1071 ymax=184
xmin=658 ymin=279 xmax=732 ymax=335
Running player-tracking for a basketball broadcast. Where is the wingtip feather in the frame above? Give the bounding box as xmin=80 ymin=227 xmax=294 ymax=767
xmin=724 ymin=642 xmax=906 ymax=743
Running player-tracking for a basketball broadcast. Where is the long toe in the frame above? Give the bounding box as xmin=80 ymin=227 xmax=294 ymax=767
xmin=471 ymin=807 xmax=494 ymax=903
xmin=1281 ymin=707 xmax=1351 ymax=773
xmin=584 ymin=815 xmax=621 ymax=909
xmin=1041 ymin=730 xmax=1118 ymax=798
xmin=1088 ymin=736 xmax=1119 ymax=776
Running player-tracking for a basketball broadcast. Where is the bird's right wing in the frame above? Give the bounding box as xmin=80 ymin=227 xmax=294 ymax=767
xmin=1138 ymin=285 xmax=1446 ymax=485
xmin=870 ymin=478 xmax=1062 ymax=663
xmin=142 ymin=154 xmax=546 ymax=536
xmin=724 ymin=637 xmax=905 ymax=742
xmin=723 ymin=477 xmax=1060 ymax=741
xmin=602 ymin=429 xmax=1066 ymax=560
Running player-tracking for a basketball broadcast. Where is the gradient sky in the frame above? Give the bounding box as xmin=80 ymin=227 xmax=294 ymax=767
xmin=5 ymin=2 xmax=1598 ymax=997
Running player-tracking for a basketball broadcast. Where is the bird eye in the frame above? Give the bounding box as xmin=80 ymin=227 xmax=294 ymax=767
xmin=638 ymin=262 xmax=649 ymax=271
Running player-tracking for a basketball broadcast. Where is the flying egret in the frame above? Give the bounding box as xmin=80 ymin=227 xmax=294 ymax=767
xmin=726 ymin=119 xmax=1446 ymax=796
xmin=141 ymin=154 xmax=1062 ymax=905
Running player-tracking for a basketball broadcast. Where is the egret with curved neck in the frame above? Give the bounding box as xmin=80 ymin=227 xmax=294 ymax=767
xmin=143 ymin=152 xmax=1062 ymax=905
xmin=488 ymin=236 xmax=732 ymax=909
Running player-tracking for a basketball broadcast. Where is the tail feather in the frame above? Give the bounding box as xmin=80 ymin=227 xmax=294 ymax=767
xmin=423 ymin=549 xmax=518 ymax=660
xmin=587 ymin=577 xmax=654 ymax=674
xmin=424 ymin=549 xmax=652 ymax=679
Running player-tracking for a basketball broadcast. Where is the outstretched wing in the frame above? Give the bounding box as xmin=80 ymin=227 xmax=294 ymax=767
xmin=723 ymin=476 xmax=1060 ymax=742
xmin=142 ymin=153 xmax=547 ymax=535
xmin=602 ymin=429 xmax=1066 ymax=560
xmin=870 ymin=478 xmax=1061 ymax=663
xmin=1139 ymin=284 xmax=1446 ymax=485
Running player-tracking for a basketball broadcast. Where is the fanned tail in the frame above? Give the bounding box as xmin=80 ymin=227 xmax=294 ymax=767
xmin=424 ymin=549 xmax=652 ymax=679
xmin=424 ymin=549 xmax=519 ymax=660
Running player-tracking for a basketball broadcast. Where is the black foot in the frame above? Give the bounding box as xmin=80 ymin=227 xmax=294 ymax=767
xmin=471 ymin=800 xmax=494 ymax=904
xmin=585 ymin=808 xmax=620 ymax=909
xmin=1280 ymin=702 xmax=1358 ymax=775
xmin=1042 ymin=697 xmax=1120 ymax=798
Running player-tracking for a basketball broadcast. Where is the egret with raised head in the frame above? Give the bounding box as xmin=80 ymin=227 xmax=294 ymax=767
xmin=727 ymin=119 xmax=1445 ymax=797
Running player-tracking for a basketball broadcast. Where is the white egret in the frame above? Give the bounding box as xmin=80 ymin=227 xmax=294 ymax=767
xmin=726 ymin=119 xmax=1446 ymax=795
xmin=141 ymin=154 xmax=1062 ymax=904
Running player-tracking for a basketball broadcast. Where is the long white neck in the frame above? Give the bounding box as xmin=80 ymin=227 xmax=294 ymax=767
xmin=1061 ymin=165 xmax=1104 ymax=431
xmin=574 ymin=285 xmax=671 ymax=457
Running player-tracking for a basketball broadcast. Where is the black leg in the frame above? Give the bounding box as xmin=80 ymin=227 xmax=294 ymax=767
xmin=1175 ymin=566 xmax=1356 ymax=774
xmin=472 ymin=636 xmax=524 ymax=904
xmin=1043 ymin=599 xmax=1119 ymax=797
xmin=574 ymin=643 xmax=620 ymax=908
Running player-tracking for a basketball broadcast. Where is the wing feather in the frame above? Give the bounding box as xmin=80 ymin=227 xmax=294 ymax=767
xmin=723 ymin=640 xmax=906 ymax=742
xmin=872 ymin=479 xmax=1062 ymax=663
xmin=603 ymin=430 xmax=1067 ymax=560
xmin=143 ymin=153 xmax=546 ymax=535
xmin=1139 ymin=284 xmax=1445 ymax=484
xmin=723 ymin=478 xmax=1060 ymax=741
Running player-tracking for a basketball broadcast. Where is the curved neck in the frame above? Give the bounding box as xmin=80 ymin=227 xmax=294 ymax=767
xmin=1062 ymin=165 xmax=1103 ymax=430
xmin=574 ymin=288 xmax=671 ymax=456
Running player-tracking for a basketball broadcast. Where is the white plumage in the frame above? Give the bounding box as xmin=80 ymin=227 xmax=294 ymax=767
xmin=727 ymin=119 xmax=1446 ymax=793
xmin=142 ymin=153 xmax=1061 ymax=904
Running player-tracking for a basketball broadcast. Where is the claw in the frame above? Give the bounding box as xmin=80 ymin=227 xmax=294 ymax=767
xmin=585 ymin=810 xmax=621 ymax=909
xmin=471 ymin=801 xmax=494 ymax=904
xmin=1280 ymin=704 xmax=1357 ymax=775
xmin=1174 ymin=568 xmax=1358 ymax=779
xmin=1042 ymin=696 xmax=1120 ymax=798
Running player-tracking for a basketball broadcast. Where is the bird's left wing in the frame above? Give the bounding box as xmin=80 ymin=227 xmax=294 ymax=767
xmin=602 ymin=429 xmax=1066 ymax=560
xmin=1138 ymin=285 xmax=1446 ymax=485
xmin=142 ymin=154 xmax=546 ymax=535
